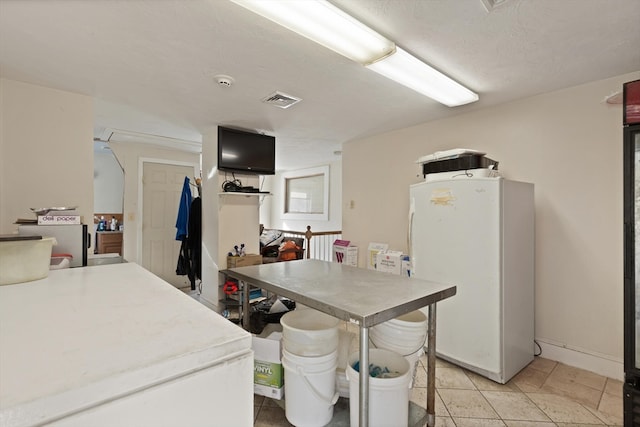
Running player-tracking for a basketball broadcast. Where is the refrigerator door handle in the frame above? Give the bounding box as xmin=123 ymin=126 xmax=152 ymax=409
xmin=408 ymin=197 xmax=415 ymax=261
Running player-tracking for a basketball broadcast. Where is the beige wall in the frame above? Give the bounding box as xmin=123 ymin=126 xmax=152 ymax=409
xmin=0 ymin=78 xmax=93 ymax=234
xmin=108 ymin=142 xmax=199 ymax=264
xmin=343 ymin=72 xmax=640 ymax=378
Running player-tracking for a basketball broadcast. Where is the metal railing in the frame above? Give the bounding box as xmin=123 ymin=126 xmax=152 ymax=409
xmin=266 ymin=226 xmax=342 ymax=262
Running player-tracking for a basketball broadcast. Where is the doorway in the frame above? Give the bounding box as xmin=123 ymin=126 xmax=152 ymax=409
xmin=141 ymin=161 xmax=197 ymax=290
xmin=93 ymin=141 xmax=124 ymax=255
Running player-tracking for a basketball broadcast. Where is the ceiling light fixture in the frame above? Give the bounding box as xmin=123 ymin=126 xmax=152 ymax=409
xmin=230 ymin=0 xmax=395 ymax=65
xmin=230 ymin=0 xmax=478 ymax=107
xmin=366 ymin=47 xmax=479 ymax=107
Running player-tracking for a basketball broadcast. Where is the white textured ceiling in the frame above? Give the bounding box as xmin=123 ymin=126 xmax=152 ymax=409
xmin=1 ymin=0 xmax=639 ymax=170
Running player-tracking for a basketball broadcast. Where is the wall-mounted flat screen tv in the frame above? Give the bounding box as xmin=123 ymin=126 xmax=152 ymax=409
xmin=217 ymin=126 xmax=276 ymax=175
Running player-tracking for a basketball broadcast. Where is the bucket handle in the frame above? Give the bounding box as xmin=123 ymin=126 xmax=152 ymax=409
xmin=282 ymin=359 xmax=339 ymax=406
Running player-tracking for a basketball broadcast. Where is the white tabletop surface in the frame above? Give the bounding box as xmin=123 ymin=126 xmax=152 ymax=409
xmin=0 ymin=263 xmax=250 ymax=426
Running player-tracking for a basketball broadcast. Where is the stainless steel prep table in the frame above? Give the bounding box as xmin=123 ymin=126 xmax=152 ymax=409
xmin=223 ymin=259 xmax=456 ymax=427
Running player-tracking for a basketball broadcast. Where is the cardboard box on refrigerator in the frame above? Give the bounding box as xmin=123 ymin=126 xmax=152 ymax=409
xmin=252 ymin=324 xmax=284 ymax=399
xmin=332 ymin=239 xmax=358 ymax=267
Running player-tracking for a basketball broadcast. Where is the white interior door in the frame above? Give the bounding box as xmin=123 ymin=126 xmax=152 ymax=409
xmin=142 ymin=162 xmax=195 ymax=289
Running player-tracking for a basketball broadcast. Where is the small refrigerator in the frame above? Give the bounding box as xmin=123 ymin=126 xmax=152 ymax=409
xmin=409 ymin=176 xmax=535 ymax=383
xmin=18 ymin=224 xmax=89 ymax=267
xmin=623 ymin=78 xmax=640 ymax=424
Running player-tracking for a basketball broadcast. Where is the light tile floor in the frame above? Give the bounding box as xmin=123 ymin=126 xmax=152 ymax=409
xmin=254 ymin=352 xmax=623 ymax=427
xmin=190 ymin=298 xmax=624 ymax=427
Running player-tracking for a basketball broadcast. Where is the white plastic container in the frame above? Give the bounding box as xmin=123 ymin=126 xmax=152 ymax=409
xmin=346 ymin=348 xmax=411 ymax=427
xmin=370 ymin=310 xmax=427 ymax=356
xmin=280 ymin=308 xmax=340 ymax=356
xmin=282 ymin=349 xmax=339 ymax=427
xmin=0 ymin=237 xmax=56 ymax=285
xmin=50 ymin=253 xmax=73 ymax=270
xmin=370 ymin=310 xmax=427 ymax=387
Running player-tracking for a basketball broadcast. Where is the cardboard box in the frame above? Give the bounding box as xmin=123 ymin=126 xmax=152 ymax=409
xmin=367 ymin=242 xmax=388 ymax=270
xmin=401 ymin=257 xmax=411 ymax=277
xmin=375 ymin=251 xmax=405 ymax=275
xmin=332 ymin=240 xmax=358 ymax=267
xmin=227 ymin=254 xmax=262 ymax=268
xmin=252 ymin=325 xmax=284 ymax=399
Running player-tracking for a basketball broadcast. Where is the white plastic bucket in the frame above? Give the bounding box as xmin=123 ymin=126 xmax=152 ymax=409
xmin=370 ymin=311 xmax=427 ymax=388
xmin=282 ymin=349 xmax=339 ymax=427
xmin=281 ymin=308 xmax=340 ymax=356
xmin=346 ymin=348 xmax=411 ymax=427
xmin=370 ymin=310 xmax=427 ymax=356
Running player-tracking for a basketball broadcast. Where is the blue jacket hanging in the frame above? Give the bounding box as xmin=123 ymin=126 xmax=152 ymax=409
xmin=175 ymin=176 xmax=192 ymax=240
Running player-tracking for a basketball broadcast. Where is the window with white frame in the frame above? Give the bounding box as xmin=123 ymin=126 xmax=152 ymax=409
xmin=282 ymin=166 xmax=329 ymax=221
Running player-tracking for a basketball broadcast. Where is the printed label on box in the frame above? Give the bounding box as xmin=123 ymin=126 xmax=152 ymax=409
xmin=333 ymin=245 xmax=358 ymax=267
xmin=254 ymin=360 xmax=283 ymax=388
xmin=38 ymin=215 xmax=81 ymax=225
xmin=375 ymin=251 xmax=404 ymax=275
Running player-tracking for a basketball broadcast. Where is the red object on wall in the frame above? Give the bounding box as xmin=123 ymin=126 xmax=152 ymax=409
xmin=624 ymin=79 xmax=640 ymax=125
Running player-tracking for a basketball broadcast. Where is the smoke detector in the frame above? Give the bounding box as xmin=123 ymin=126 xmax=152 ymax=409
xmin=262 ymin=91 xmax=302 ymax=109
xmin=214 ymin=75 xmax=234 ymax=88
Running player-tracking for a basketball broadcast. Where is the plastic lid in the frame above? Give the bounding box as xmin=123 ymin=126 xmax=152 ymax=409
xmin=51 ymin=253 xmax=73 ymax=259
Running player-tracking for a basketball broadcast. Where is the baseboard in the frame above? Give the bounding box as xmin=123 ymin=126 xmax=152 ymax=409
xmin=536 ymin=338 xmax=623 ymax=381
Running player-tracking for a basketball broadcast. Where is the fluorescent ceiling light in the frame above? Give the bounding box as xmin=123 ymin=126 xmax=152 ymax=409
xmin=230 ymin=0 xmax=395 ymax=65
xmin=230 ymin=0 xmax=478 ymax=107
xmin=367 ymin=47 xmax=479 ymax=107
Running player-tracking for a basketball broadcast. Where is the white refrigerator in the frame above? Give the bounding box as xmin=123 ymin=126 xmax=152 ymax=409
xmin=409 ymin=176 xmax=534 ymax=383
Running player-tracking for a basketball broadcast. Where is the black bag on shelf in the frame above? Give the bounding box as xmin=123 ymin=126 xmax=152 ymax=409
xmin=249 ymin=297 xmax=296 ymax=334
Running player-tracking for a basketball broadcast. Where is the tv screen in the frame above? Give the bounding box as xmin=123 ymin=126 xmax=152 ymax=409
xmin=217 ymin=126 xmax=276 ymax=175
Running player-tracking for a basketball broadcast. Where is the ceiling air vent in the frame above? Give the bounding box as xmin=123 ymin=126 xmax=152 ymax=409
xmin=262 ymin=91 xmax=302 ymax=109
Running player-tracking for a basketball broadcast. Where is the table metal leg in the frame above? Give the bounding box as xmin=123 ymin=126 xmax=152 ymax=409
xmin=426 ymin=303 xmax=437 ymax=427
xmin=242 ymin=280 xmax=250 ymax=330
xmin=359 ymin=325 xmax=369 ymax=427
